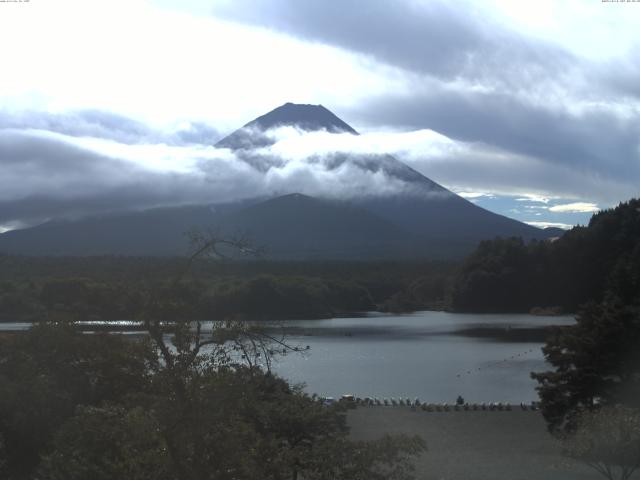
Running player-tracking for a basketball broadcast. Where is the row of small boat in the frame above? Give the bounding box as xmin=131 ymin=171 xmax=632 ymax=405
xmin=320 ymin=395 xmax=539 ymax=411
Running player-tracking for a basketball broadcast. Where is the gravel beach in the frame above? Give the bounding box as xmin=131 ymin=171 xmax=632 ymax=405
xmin=348 ymin=406 xmax=632 ymax=480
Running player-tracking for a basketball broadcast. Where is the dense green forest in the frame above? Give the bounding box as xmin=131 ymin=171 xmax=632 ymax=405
xmin=0 ymin=257 xmax=454 ymax=322
xmin=450 ymin=199 xmax=640 ymax=313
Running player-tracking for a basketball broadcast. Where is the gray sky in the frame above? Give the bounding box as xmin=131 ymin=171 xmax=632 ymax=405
xmin=1 ymin=0 xmax=639 ymax=231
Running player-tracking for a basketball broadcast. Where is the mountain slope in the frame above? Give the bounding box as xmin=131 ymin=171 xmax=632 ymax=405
xmin=0 ymin=205 xmax=221 ymax=256
xmin=0 ymin=194 xmax=422 ymax=259
xmin=357 ymin=192 xmax=547 ymax=244
xmin=216 ymin=193 xmax=421 ymax=259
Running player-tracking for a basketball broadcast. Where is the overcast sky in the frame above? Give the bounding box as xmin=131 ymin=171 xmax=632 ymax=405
xmin=1 ymin=0 xmax=639 ymax=232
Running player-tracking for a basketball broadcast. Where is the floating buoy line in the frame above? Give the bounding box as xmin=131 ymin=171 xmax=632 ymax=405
xmin=455 ymin=347 xmax=538 ymax=379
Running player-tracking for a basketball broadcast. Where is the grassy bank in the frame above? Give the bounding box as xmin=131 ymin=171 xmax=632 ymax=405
xmin=347 ymin=407 xmax=613 ymax=480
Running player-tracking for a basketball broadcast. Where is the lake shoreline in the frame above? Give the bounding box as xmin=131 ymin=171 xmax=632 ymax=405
xmin=0 ymin=306 xmax=576 ymax=326
xmin=0 ymin=311 xmax=573 ymax=345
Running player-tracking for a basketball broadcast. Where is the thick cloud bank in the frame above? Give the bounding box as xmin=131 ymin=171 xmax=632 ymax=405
xmin=0 ymin=105 xmax=630 ymax=230
xmin=0 ymin=122 xmax=435 ymax=227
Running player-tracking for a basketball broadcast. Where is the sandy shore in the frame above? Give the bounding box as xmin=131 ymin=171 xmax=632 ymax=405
xmin=348 ymin=406 xmax=627 ymax=480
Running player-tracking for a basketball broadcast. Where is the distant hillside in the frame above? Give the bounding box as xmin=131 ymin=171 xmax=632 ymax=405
xmin=450 ymin=198 xmax=640 ymax=313
xmin=0 ymin=194 xmax=420 ymax=259
xmin=216 ymin=193 xmax=418 ymax=259
xmin=0 ymin=205 xmax=223 ymax=256
xmin=356 ymin=190 xmax=547 ymax=247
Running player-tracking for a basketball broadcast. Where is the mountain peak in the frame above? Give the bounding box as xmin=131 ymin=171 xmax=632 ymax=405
xmin=248 ymin=103 xmax=358 ymax=134
xmin=216 ymin=103 xmax=357 ymax=149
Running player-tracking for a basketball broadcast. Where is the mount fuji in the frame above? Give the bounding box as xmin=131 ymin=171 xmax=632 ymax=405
xmin=0 ymin=103 xmax=559 ymax=259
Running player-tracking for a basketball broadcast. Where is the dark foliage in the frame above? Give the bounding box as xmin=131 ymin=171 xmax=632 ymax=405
xmin=0 ymin=321 xmax=425 ymax=480
xmin=0 ymin=324 xmax=154 ymax=478
xmin=521 ymin=200 xmax=640 ymax=435
xmin=531 ymin=300 xmax=640 ymax=434
xmin=451 ymin=198 xmax=640 ymax=313
xmin=0 ymin=257 xmax=455 ymax=322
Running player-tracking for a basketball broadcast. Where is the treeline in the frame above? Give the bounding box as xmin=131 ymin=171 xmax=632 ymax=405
xmin=450 ymin=198 xmax=640 ymax=313
xmin=524 ymin=201 xmax=640 ymax=439
xmin=0 ymin=258 xmax=455 ymax=322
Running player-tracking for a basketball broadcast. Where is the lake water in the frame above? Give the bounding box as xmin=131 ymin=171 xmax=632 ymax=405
xmin=266 ymin=311 xmax=575 ymax=404
xmin=0 ymin=311 xmax=574 ymax=404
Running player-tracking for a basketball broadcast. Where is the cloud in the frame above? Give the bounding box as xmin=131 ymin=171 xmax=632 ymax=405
xmin=0 ymin=1 xmax=398 ymax=132
xmin=456 ymin=191 xmax=495 ymax=199
xmin=348 ymin=89 xmax=640 ymax=186
xmin=211 ymin=0 xmax=574 ymax=88
xmin=548 ymin=202 xmax=599 ymax=213
xmin=0 ymin=129 xmax=215 ymax=225
xmin=525 ymin=221 xmax=574 ymax=230
xmin=516 ymin=195 xmax=552 ymax=204
xmin=0 ymin=110 xmax=221 ymax=146
xmin=0 ymin=111 xmax=618 ymax=231
xmin=0 ymin=126 xmax=434 ymax=227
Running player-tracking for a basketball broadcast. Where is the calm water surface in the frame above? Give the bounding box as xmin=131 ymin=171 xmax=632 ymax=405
xmin=0 ymin=311 xmax=574 ymax=403
xmin=267 ymin=311 xmax=574 ymax=403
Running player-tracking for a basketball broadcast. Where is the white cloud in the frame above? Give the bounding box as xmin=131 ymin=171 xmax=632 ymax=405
xmin=483 ymin=0 xmax=640 ymax=61
xmin=515 ymin=195 xmax=552 ymax=203
xmin=257 ymin=128 xmax=630 ymax=206
xmin=0 ymin=0 xmax=403 ymax=132
xmin=0 ymin=127 xmax=436 ymax=226
xmin=456 ymin=191 xmax=495 ymax=199
xmin=548 ymin=202 xmax=599 ymax=213
xmin=262 ymin=126 xmax=456 ymax=160
xmin=525 ymin=221 xmax=574 ymax=230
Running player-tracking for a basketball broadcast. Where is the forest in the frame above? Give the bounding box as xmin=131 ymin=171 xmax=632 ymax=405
xmin=449 ymin=198 xmax=640 ymax=313
xmin=0 ymin=257 xmax=454 ymax=323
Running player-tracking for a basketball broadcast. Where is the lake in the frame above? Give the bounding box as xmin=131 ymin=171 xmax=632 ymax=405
xmin=266 ymin=311 xmax=575 ymax=404
xmin=0 ymin=311 xmax=574 ymax=404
